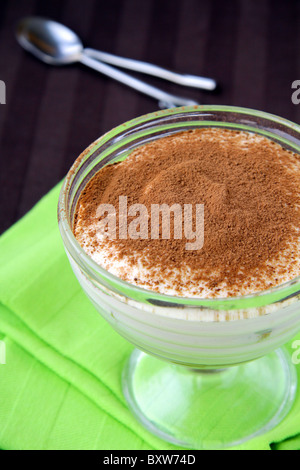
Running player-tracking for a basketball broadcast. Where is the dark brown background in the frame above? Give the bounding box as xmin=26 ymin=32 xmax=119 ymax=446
xmin=0 ymin=0 xmax=299 ymax=234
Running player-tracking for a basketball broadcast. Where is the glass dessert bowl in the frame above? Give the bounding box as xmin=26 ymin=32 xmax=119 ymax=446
xmin=58 ymin=106 xmax=300 ymax=449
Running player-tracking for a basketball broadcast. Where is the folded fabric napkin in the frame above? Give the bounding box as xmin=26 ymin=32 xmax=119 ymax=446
xmin=0 ymin=183 xmax=300 ymax=450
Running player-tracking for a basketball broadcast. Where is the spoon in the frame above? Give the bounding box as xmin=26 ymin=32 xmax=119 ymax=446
xmin=16 ymin=17 xmax=207 ymax=108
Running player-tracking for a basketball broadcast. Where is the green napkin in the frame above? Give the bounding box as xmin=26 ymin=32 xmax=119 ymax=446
xmin=0 ymin=183 xmax=300 ymax=450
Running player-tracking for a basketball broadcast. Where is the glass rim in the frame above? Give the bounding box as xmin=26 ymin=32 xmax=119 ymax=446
xmin=58 ymin=105 xmax=300 ymax=309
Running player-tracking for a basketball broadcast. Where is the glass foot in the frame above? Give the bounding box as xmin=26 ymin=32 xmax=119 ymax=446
xmin=122 ymin=348 xmax=297 ymax=449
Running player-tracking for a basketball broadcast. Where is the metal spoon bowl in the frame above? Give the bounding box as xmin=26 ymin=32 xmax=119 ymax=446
xmin=16 ymin=17 xmax=83 ymax=65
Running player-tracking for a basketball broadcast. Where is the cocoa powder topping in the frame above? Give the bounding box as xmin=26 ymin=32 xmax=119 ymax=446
xmin=74 ymin=128 xmax=300 ymax=297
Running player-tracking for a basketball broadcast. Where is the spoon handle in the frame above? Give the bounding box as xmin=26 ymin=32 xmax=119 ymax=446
xmin=80 ymin=53 xmax=199 ymax=108
xmin=84 ymin=48 xmax=216 ymax=91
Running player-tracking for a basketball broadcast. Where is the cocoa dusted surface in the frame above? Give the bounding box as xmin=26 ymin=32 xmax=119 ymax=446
xmin=74 ymin=129 xmax=300 ymax=297
xmin=0 ymin=0 xmax=299 ymax=235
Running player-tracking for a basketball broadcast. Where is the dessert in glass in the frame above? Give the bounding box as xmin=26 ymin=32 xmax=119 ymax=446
xmin=58 ymin=106 xmax=300 ymax=449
